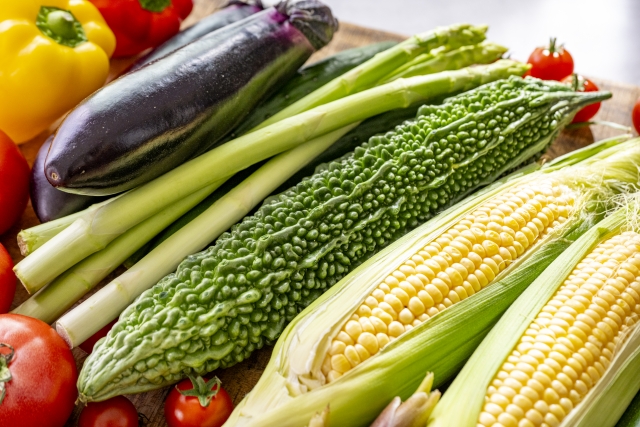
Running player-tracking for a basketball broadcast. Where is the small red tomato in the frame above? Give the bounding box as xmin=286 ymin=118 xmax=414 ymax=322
xmin=79 ymin=319 xmax=117 ymax=354
xmin=0 ymin=314 xmax=77 ymax=427
xmin=0 ymin=130 xmax=30 ymax=235
xmin=633 ymin=98 xmax=640 ymax=134
xmin=79 ymin=396 xmax=139 ymax=427
xmin=527 ymin=38 xmax=574 ymax=81
xmin=0 ymin=244 xmax=15 ymax=313
xmin=561 ymin=74 xmax=602 ymax=123
xmin=165 ymin=376 xmax=233 ymax=427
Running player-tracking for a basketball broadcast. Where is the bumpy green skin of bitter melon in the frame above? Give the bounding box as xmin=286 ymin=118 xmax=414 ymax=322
xmin=79 ymin=76 xmax=610 ymax=400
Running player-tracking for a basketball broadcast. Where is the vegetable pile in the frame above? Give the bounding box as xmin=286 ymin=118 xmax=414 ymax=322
xmin=1 ymin=2 xmax=639 ymax=426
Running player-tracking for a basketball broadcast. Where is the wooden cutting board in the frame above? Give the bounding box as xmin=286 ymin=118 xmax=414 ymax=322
xmin=3 ymin=1 xmax=640 ymax=426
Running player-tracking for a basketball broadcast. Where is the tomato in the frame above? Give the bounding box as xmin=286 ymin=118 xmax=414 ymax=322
xmin=633 ymin=98 xmax=640 ymax=134
xmin=165 ymin=376 xmax=233 ymax=427
xmin=0 ymin=245 xmax=15 ymax=313
xmin=79 ymin=319 xmax=117 ymax=354
xmin=79 ymin=396 xmax=138 ymax=427
xmin=561 ymin=74 xmax=602 ymax=123
xmin=0 ymin=130 xmax=30 ymax=235
xmin=0 ymin=314 xmax=77 ymax=427
xmin=527 ymin=38 xmax=574 ymax=81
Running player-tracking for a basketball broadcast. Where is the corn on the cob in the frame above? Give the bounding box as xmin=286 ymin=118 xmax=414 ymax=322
xmin=430 ymin=193 xmax=640 ymax=427
xmin=479 ymin=231 xmax=640 ymax=427
xmin=323 ymin=177 xmax=576 ymax=383
xmin=223 ymin=137 xmax=640 ymax=427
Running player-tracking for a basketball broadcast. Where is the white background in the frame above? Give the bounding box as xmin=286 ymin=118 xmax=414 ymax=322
xmin=322 ymin=0 xmax=640 ymax=85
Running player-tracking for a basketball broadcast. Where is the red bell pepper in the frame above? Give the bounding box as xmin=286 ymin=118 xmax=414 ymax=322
xmin=91 ymin=0 xmax=193 ymax=58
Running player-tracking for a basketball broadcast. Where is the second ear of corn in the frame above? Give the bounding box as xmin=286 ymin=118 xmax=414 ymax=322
xmin=430 ymin=191 xmax=640 ymax=427
xmin=223 ymin=137 xmax=640 ymax=427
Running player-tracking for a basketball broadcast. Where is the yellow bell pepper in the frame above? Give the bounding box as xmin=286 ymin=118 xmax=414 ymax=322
xmin=0 ymin=0 xmax=115 ymax=143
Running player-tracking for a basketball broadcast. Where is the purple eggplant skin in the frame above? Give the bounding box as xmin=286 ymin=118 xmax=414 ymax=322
xmin=45 ymin=0 xmax=338 ymax=196
xmin=31 ymin=136 xmax=105 ymax=223
xmin=129 ymin=1 xmax=263 ymax=72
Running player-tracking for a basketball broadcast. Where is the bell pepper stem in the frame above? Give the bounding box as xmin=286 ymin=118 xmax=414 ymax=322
xmin=179 ymin=376 xmax=222 ymax=408
xmin=47 ymin=11 xmax=77 ymax=39
xmin=36 ymin=6 xmax=87 ymax=48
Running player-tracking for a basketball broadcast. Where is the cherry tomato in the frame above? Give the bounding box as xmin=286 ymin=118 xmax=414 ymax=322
xmin=79 ymin=396 xmax=139 ymax=427
xmin=0 ymin=245 xmax=15 ymax=313
xmin=165 ymin=376 xmax=233 ymax=427
xmin=0 ymin=314 xmax=77 ymax=427
xmin=79 ymin=319 xmax=117 ymax=354
xmin=527 ymin=38 xmax=574 ymax=81
xmin=633 ymin=98 xmax=640 ymax=134
xmin=561 ymin=74 xmax=602 ymax=123
xmin=0 ymin=130 xmax=30 ymax=235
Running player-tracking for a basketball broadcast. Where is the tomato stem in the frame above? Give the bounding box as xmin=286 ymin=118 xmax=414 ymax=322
xmin=0 ymin=343 xmax=15 ymax=405
xmin=548 ymin=37 xmax=557 ymax=54
xmin=178 ymin=376 xmax=222 ymax=408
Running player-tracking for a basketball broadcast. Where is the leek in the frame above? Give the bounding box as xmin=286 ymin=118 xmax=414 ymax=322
xmin=17 ymin=199 xmax=113 ymax=256
xmin=381 ymin=41 xmax=507 ymax=82
xmin=11 ymin=183 xmax=222 ymax=323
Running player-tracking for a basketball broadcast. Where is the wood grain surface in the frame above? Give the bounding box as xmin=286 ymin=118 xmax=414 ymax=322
xmin=3 ymin=1 xmax=640 ymax=426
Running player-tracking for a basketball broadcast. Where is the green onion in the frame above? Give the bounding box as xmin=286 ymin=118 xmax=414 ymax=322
xmin=11 ymin=183 xmax=221 ymax=323
xmin=17 ymin=199 xmax=112 ymax=256
xmin=381 ymin=41 xmax=507 ymax=82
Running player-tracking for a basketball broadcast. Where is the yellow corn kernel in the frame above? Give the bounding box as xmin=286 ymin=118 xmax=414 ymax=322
xmin=478 ymin=231 xmax=640 ymax=426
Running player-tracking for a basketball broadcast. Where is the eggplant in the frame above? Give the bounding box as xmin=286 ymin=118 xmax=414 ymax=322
xmin=40 ymin=42 xmax=394 ymax=222
xmin=30 ymin=137 xmax=105 ymax=223
xmin=130 ymin=1 xmax=263 ymax=71
xmin=46 ymin=0 xmax=338 ymax=196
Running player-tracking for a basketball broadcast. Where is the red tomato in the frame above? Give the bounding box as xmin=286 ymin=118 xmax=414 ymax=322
xmin=0 ymin=314 xmax=77 ymax=427
xmin=165 ymin=377 xmax=233 ymax=427
xmin=79 ymin=396 xmax=138 ymax=427
xmin=0 ymin=130 xmax=29 ymax=235
xmin=561 ymin=74 xmax=602 ymax=123
xmin=633 ymin=98 xmax=640 ymax=134
xmin=0 ymin=245 xmax=15 ymax=313
xmin=527 ymin=38 xmax=574 ymax=81
xmin=79 ymin=319 xmax=117 ymax=354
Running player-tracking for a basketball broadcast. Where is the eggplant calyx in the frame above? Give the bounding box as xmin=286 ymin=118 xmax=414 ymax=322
xmin=178 ymin=375 xmax=222 ymax=408
xmin=0 ymin=343 xmax=15 ymax=405
xmin=278 ymin=0 xmax=338 ymax=50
